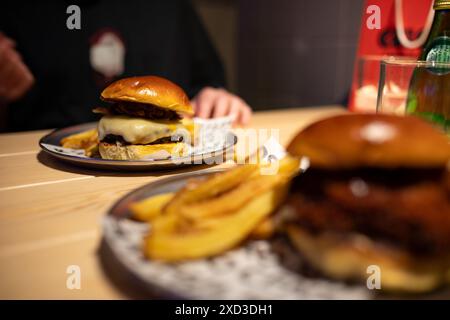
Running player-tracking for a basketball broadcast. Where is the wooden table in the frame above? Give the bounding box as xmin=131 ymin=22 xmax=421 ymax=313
xmin=0 ymin=106 xmax=344 ymax=299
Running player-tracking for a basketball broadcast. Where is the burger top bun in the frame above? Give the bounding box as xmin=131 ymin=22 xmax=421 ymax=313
xmin=101 ymin=76 xmax=194 ymax=115
xmin=287 ymin=113 xmax=450 ymax=169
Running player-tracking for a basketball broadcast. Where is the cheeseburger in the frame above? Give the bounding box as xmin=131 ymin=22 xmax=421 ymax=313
xmin=284 ymin=114 xmax=450 ymax=293
xmin=94 ymin=76 xmax=194 ymax=160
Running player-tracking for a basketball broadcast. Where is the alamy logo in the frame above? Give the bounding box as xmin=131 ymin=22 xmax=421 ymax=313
xmin=66 ymin=5 xmax=81 ymax=30
xmin=66 ymin=265 xmax=81 ymax=290
xmin=366 ymin=5 xmax=381 ymax=30
xmin=366 ymin=265 xmax=381 ymax=290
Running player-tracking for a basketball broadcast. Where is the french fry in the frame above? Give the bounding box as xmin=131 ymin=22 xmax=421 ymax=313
xmin=61 ymin=128 xmax=99 ymax=156
xmin=130 ymin=192 xmax=174 ymax=222
xmin=61 ymin=128 xmax=98 ymax=148
xmin=138 ymin=156 xmax=301 ymax=262
xmin=192 ymin=213 xmax=278 ymax=238
xmin=180 ymin=175 xmax=284 ymax=221
xmin=84 ymin=143 xmax=99 ymax=157
xmin=150 ymin=213 xmax=179 ymax=233
xmin=278 ymin=155 xmax=301 ymax=175
xmin=144 ymin=185 xmax=288 ymax=261
xmin=179 ymin=156 xmax=299 ymax=221
xmin=258 ymin=154 xmax=301 ymax=178
xmin=250 ymin=217 xmax=276 ymax=239
xmin=187 ymin=176 xmax=290 ymax=232
xmin=163 ymin=164 xmax=259 ymax=216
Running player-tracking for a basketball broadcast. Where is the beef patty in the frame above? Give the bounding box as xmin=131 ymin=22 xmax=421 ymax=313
xmin=93 ymin=102 xmax=181 ymax=121
xmin=287 ymin=167 xmax=450 ymax=256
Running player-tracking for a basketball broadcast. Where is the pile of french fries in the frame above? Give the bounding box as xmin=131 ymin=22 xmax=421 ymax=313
xmin=60 ymin=128 xmax=99 ymax=157
xmin=130 ymin=156 xmax=300 ymax=262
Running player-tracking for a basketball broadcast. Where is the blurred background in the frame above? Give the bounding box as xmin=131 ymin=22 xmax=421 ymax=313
xmin=193 ymin=0 xmax=364 ymax=110
xmin=0 ymin=0 xmax=367 ymax=131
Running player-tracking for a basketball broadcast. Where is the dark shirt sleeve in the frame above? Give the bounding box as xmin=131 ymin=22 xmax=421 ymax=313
xmin=181 ymin=0 xmax=227 ymax=98
xmin=2 ymin=1 xmax=228 ymax=131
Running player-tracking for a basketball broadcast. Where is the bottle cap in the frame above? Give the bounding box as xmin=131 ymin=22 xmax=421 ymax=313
xmin=434 ymin=0 xmax=450 ymax=10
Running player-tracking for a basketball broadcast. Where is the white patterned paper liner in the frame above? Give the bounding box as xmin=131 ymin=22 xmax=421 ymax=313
xmin=43 ymin=116 xmax=235 ymax=161
xmin=102 ymin=216 xmax=371 ymax=299
xmin=42 ymin=144 xmax=90 ymax=158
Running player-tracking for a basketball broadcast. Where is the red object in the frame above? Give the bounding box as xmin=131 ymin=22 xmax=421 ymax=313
xmin=348 ymin=0 xmax=434 ymax=112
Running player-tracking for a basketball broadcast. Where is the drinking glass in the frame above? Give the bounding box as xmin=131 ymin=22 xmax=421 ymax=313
xmin=376 ymin=58 xmax=450 ymax=121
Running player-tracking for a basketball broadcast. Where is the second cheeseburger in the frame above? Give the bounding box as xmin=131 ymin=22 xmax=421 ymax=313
xmin=284 ymin=114 xmax=450 ymax=293
xmin=95 ymin=76 xmax=194 ymax=160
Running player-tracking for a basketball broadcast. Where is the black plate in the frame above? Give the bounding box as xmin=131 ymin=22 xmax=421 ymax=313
xmin=102 ymin=170 xmax=450 ymax=299
xmin=102 ymin=170 xmax=373 ymax=299
xmin=39 ymin=122 xmax=237 ymax=171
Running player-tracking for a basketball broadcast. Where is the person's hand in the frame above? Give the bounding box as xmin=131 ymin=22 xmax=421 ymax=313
xmin=191 ymin=87 xmax=252 ymax=125
xmin=0 ymin=33 xmax=34 ymax=103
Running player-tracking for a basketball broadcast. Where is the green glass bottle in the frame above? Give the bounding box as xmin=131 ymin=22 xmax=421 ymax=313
xmin=406 ymin=0 xmax=450 ymax=134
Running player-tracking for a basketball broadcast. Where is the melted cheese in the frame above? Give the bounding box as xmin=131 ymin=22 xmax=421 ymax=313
xmin=98 ymin=115 xmax=181 ymax=144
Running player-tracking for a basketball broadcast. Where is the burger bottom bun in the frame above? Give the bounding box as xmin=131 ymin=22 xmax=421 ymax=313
xmin=99 ymin=142 xmax=189 ymax=160
xmin=286 ymin=224 xmax=450 ymax=293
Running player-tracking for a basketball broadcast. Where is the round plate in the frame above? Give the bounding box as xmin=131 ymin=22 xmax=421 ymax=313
xmin=39 ymin=122 xmax=237 ymax=171
xmin=102 ymin=169 xmax=372 ymax=299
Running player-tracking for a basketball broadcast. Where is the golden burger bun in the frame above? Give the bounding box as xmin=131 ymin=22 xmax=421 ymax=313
xmin=100 ymin=76 xmax=194 ymax=116
xmin=287 ymin=114 xmax=450 ymax=169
